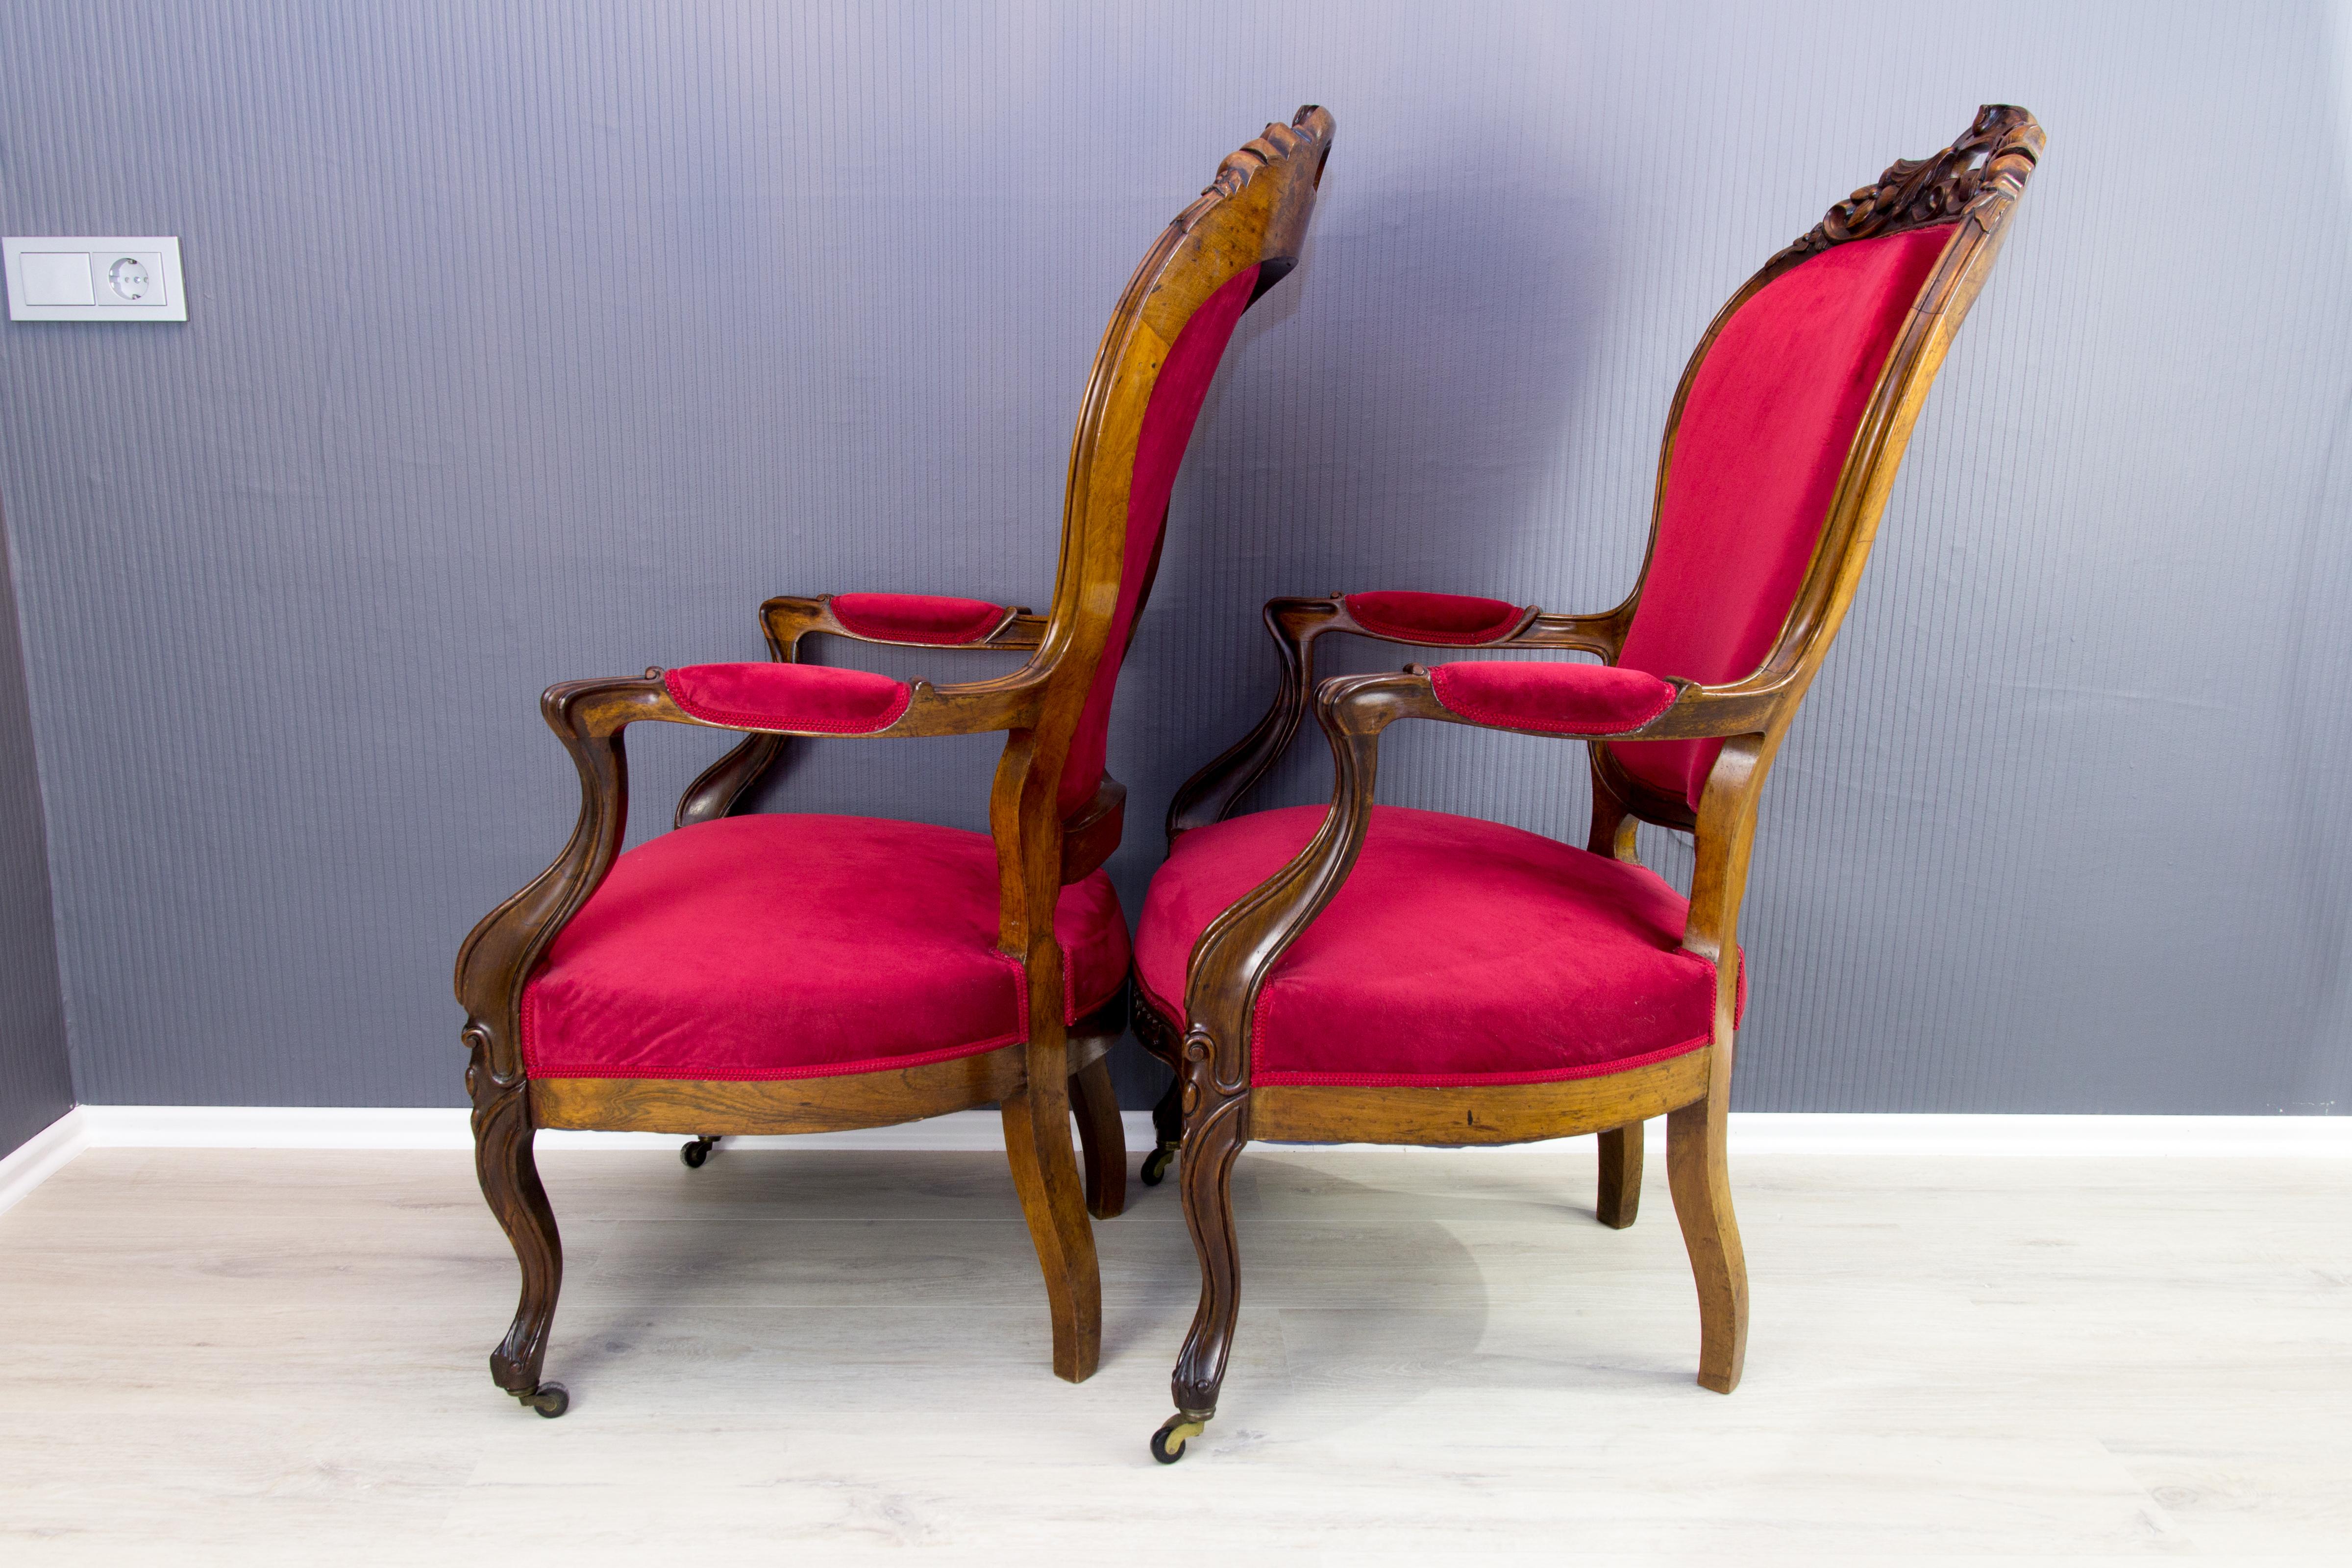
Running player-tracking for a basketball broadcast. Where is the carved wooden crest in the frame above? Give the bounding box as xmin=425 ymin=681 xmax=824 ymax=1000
xmin=1777 ymin=104 xmax=2043 ymax=264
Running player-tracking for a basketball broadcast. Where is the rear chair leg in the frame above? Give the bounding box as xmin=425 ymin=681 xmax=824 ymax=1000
xmin=1141 ymin=1072 xmax=1183 ymax=1187
xmin=1666 ymin=1093 xmax=1748 ymax=1394
xmin=1596 ymin=1121 xmax=1643 ymax=1228
xmin=1068 ymin=1054 xmax=1128 ymax=1219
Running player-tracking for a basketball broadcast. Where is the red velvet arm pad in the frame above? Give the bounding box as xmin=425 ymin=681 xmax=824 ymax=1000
xmin=1343 ymin=590 xmax=1532 ymax=646
xmin=830 ymin=593 xmax=1008 ymax=645
xmin=663 ymin=663 xmax=913 ymax=734
xmin=1428 ymin=660 xmax=1677 ymax=736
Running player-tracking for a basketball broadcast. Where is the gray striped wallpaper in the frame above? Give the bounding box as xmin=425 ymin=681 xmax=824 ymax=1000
xmin=0 ymin=0 xmax=2344 ymax=1120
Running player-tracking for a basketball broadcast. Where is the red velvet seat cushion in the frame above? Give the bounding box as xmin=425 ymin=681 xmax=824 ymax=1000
xmin=1136 ymin=805 xmax=1736 ymax=1087
xmin=1430 ymin=660 xmax=1677 ymax=735
xmin=523 ymin=815 xmax=1130 ymax=1081
xmin=664 ymin=663 xmax=911 ymax=734
xmin=831 ymin=592 xmax=1006 ymax=645
xmin=1345 ymin=590 xmax=1529 ymax=646
xmin=1614 ymin=224 xmax=1954 ymax=808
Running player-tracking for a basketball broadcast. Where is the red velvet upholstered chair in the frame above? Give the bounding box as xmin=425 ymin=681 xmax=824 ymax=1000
xmin=454 ymin=107 xmax=1333 ymax=1417
xmin=1134 ymin=106 xmax=2042 ymax=1461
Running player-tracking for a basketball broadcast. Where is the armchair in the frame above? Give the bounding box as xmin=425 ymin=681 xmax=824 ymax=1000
xmin=455 ymin=106 xmax=1334 ymax=1416
xmin=1135 ymin=105 xmax=2042 ymax=1460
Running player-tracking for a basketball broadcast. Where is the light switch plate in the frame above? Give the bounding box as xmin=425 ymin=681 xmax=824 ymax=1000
xmin=4 ymin=237 xmax=187 ymax=322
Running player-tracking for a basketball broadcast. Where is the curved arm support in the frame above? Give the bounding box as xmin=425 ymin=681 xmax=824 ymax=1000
xmin=456 ymin=677 xmax=671 ymax=1084
xmin=1166 ymin=597 xmax=1342 ymax=838
xmin=1164 ymin=592 xmax=1640 ymax=841
xmin=1177 ymin=672 xmax=1422 ymax=1095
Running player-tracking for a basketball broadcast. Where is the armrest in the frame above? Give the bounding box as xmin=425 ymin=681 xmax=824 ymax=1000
xmin=1360 ymin=663 xmax=1782 ymax=744
xmin=1334 ymin=591 xmax=1627 ymax=659
xmin=762 ymin=592 xmax=1044 ymax=653
xmin=663 ymin=663 xmax=914 ymax=735
xmin=677 ymin=594 xmax=1045 ymax=827
xmin=1423 ymin=660 xmax=1677 ymax=735
xmin=1342 ymin=591 xmax=1535 ymax=645
xmin=1164 ymin=587 xmax=1634 ymax=838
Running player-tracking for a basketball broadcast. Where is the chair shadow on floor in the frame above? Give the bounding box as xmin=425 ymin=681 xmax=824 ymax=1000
xmin=504 ymin=1145 xmax=1699 ymax=1421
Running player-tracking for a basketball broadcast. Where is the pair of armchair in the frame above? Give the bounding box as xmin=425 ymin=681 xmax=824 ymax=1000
xmin=454 ymin=103 xmax=2042 ymax=1461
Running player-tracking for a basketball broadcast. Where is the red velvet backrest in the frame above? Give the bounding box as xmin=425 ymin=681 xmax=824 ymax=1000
xmin=1612 ymin=224 xmax=1954 ymax=808
xmin=1056 ymin=263 xmax=1263 ymax=816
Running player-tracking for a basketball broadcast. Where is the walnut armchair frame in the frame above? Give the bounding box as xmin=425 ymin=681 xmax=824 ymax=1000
xmin=1136 ymin=106 xmax=2042 ymax=1460
xmin=455 ymin=107 xmax=1333 ymax=1418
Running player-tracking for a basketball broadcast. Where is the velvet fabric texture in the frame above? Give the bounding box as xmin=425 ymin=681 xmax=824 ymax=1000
xmin=830 ymin=592 xmax=1006 ymax=645
xmin=664 ymin=663 xmax=912 ymax=734
xmin=1136 ymin=805 xmax=1736 ymax=1086
xmin=1345 ymin=590 xmax=1527 ymax=645
xmin=1614 ymin=224 xmax=1953 ymax=808
xmin=1430 ymin=660 xmax=1677 ymax=735
xmin=1058 ymin=264 xmax=1263 ymax=816
xmin=523 ymin=815 xmax=1131 ymax=1081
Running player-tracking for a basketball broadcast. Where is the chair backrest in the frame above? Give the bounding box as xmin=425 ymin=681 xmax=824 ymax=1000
xmin=1035 ymin=108 xmax=1333 ymax=828
xmin=1606 ymin=106 xmax=2042 ymax=817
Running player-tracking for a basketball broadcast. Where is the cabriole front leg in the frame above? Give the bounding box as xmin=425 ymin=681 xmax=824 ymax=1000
xmin=1155 ymin=1032 xmax=1249 ymax=1464
xmin=465 ymin=1026 xmax=569 ymax=1418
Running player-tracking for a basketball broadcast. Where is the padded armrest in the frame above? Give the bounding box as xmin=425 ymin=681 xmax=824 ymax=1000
xmin=1428 ymin=661 xmax=1677 ymax=736
xmin=664 ymin=663 xmax=912 ymax=735
xmin=1344 ymin=591 xmax=1531 ymax=646
xmin=830 ymin=592 xmax=1009 ymax=645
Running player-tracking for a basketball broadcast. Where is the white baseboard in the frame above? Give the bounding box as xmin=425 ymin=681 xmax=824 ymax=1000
xmin=0 ymin=1108 xmax=93 ymax=1217
xmin=4 ymin=1107 xmax=2344 ymax=1217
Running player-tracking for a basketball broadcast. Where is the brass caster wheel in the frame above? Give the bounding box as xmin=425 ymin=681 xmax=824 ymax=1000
xmin=1150 ymin=1413 xmax=1207 ymax=1464
xmin=680 ymin=1136 xmax=717 ymax=1169
xmin=1140 ymin=1144 xmax=1177 ymax=1187
xmin=517 ymin=1382 xmax=569 ymax=1419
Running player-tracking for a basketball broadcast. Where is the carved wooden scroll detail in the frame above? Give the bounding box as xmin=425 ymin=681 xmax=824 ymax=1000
xmin=1775 ymin=103 xmax=2043 ymax=265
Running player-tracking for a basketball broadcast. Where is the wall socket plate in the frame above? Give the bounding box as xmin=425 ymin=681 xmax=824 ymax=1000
xmin=4 ymin=237 xmax=187 ymax=322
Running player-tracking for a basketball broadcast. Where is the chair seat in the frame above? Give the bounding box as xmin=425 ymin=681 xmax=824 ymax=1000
xmin=1135 ymin=805 xmax=1736 ymax=1087
xmin=523 ymin=815 xmax=1130 ymax=1081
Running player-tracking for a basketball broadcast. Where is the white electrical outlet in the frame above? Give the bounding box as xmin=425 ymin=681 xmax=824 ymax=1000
xmin=4 ymin=237 xmax=187 ymax=322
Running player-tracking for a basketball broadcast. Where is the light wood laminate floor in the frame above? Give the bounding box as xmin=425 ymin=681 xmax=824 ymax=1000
xmin=1 ymin=1145 xmax=2345 ymax=1564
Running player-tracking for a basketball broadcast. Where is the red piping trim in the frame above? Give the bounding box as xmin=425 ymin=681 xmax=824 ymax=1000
xmin=661 ymin=672 xmax=912 ymax=735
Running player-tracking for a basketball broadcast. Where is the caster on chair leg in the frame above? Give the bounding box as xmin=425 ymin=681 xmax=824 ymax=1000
xmin=1150 ymin=1410 xmax=1208 ymax=1464
xmin=514 ymin=1382 xmax=569 ymax=1419
xmin=1140 ymin=1144 xmax=1178 ymax=1187
xmin=680 ymin=1136 xmax=718 ymax=1169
